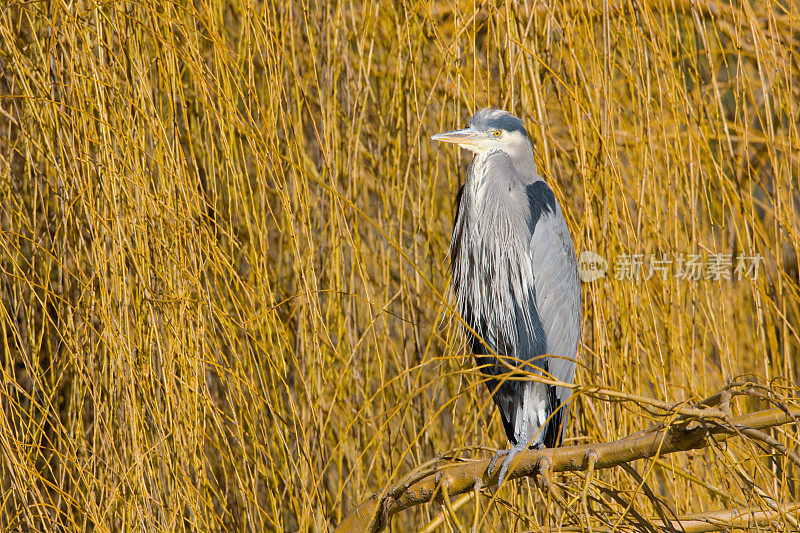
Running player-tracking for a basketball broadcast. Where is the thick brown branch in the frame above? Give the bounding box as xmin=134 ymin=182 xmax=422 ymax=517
xmin=335 ymin=407 xmax=800 ymax=533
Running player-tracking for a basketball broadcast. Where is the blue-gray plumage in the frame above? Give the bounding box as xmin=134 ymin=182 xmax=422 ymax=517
xmin=432 ymin=108 xmax=581 ymax=484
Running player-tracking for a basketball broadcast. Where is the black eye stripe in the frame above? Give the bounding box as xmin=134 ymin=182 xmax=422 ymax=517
xmin=468 ymin=108 xmax=530 ymax=138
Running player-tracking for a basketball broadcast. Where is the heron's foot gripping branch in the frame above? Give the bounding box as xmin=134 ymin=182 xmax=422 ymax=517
xmin=486 ymin=442 xmax=528 ymax=486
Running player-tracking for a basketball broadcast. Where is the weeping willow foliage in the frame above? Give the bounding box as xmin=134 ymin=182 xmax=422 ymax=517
xmin=1 ymin=1 xmax=798 ymax=531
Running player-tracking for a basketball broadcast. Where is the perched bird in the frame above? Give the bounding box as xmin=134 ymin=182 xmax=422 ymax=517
xmin=432 ymin=108 xmax=581 ymax=484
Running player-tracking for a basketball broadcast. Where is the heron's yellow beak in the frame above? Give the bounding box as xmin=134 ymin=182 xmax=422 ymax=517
xmin=431 ymin=127 xmax=483 ymax=147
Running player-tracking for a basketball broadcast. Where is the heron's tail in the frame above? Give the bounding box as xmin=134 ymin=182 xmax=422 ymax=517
xmin=491 ymin=380 xmax=569 ymax=449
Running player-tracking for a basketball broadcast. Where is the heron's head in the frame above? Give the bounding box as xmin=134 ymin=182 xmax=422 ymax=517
xmin=431 ymin=108 xmax=532 ymax=158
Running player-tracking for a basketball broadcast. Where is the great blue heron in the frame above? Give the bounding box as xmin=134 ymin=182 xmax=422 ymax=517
xmin=432 ymin=108 xmax=581 ymax=484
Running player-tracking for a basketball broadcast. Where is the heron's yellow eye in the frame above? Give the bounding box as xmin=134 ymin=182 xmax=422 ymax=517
xmin=492 ymin=130 xmax=502 ymax=138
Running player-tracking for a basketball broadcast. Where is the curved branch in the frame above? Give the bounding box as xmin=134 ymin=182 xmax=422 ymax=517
xmin=335 ymin=407 xmax=800 ymax=533
xmin=653 ymin=502 xmax=800 ymax=533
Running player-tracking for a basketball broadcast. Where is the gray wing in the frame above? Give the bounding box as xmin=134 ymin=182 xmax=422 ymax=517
xmin=527 ymin=181 xmax=581 ymax=442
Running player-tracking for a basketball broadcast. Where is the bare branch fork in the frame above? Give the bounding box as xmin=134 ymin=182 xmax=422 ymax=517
xmin=336 ymin=394 xmax=800 ymax=533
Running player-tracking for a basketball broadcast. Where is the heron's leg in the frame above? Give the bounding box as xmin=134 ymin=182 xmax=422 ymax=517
xmin=488 ymin=382 xmax=545 ymax=485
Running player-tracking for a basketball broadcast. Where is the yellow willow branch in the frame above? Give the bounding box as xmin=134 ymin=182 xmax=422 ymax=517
xmin=653 ymin=502 xmax=800 ymax=533
xmin=335 ymin=407 xmax=800 ymax=533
